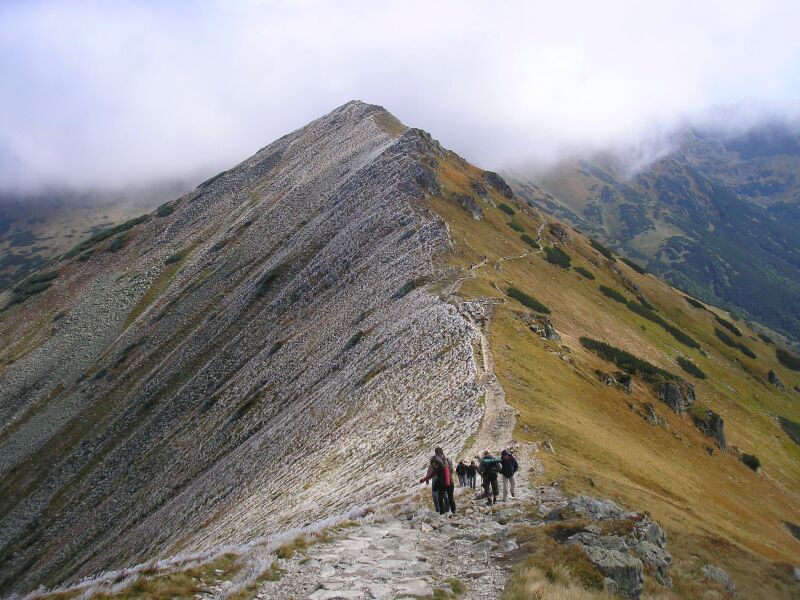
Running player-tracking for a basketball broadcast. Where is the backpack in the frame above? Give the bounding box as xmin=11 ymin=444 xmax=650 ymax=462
xmin=443 ymin=464 xmax=452 ymax=487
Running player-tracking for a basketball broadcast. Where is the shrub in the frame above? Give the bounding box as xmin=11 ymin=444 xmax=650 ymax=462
xmin=507 ymin=287 xmax=550 ymax=314
xmin=164 ymin=253 xmax=183 ymax=265
xmin=579 ymin=337 xmax=678 ymax=383
xmin=392 ymin=277 xmax=427 ymax=299
xmin=589 ymin=238 xmax=615 ymax=261
xmin=508 ymin=221 xmax=525 ymax=232
xmin=106 ymin=235 xmax=127 ymax=252
xmin=758 ymin=332 xmax=773 ymax=345
xmin=621 ymin=257 xmax=647 ymax=274
xmin=740 ymin=454 xmax=761 ymax=472
xmin=627 ymin=302 xmax=701 ymax=348
xmin=520 ymin=234 xmax=540 ymax=249
xmin=9 ymin=270 xmax=59 ymax=305
xmin=684 ymin=296 xmax=708 ymax=311
xmin=498 ymin=203 xmax=515 ymax=216
xmin=677 ymin=357 xmax=706 ymax=379
xmin=776 ymin=348 xmax=800 ymax=371
xmin=715 ymin=328 xmax=737 ymax=348
xmin=66 ymin=215 xmax=149 ymax=258
xmin=544 ymin=246 xmax=571 ymax=269
xmin=715 ymin=315 xmax=742 ymax=337
xmin=156 ymin=203 xmax=175 ymax=217
xmin=599 ymin=285 xmax=627 ymax=304
xmin=737 ymin=343 xmax=756 ymax=359
xmin=573 ymin=266 xmax=595 ymax=280
xmin=637 ymin=296 xmax=656 ymax=311
xmin=343 ymin=331 xmax=363 ymax=351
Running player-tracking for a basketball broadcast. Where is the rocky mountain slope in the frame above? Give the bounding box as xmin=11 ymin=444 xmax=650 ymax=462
xmin=1 ymin=102 xmax=799 ymax=599
xmin=505 ymin=118 xmax=800 ymax=343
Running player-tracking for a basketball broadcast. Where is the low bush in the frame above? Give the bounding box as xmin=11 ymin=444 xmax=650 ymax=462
xmin=684 ymin=296 xmax=708 ymax=310
xmin=544 ymin=246 xmax=571 ymax=269
xmin=498 ymin=203 xmax=515 ymax=216
xmin=715 ymin=328 xmax=737 ymax=348
xmin=156 ymin=202 xmax=175 ymax=217
xmin=65 ymin=215 xmax=149 ymax=258
xmin=621 ymin=257 xmax=647 ymax=274
xmin=758 ymin=332 xmax=773 ymax=344
xmin=589 ymin=238 xmax=615 ymax=261
xmin=740 ymin=454 xmax=761 ymax=472
xmin=737 ymin=343 xmax=756 ymax=359
xmin=520 ymin=234 xmax=539 ymax=249
xmin=776 ymin=348 xmax=800 ymax=372
xmin=573 ymin=266 xmax=595 ymax=280
xmin=507 ymin=287 xmax=550 ymax=314
xmin=637 ymin=296 xmax=656 ymax=311
xmin=164 ymin=253 xmax=183 ymax=265
xmin=508 ymin=221 xmax=525 ymax=232
xmin=106 ymin=235 xmax=127 ymax=252
xmin=9 ymin=270 xmax=59 ymax=305
xmin=715 ymin=315 xmax=742 ymax=336
xmin=579 ymin=337 xmax=678 ymax=383
xmin=677 ymin=357 xmax=706 ymax=379
xmin=599 ymin=285 xmax=627 ymax=304
xmin=628 ymin=302 xmax=700 ymax=348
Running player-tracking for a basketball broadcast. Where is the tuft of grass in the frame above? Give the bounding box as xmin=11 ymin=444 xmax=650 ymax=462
xmin=276 ymin=536 xmax=308 ymax=560
xmin=544 ymin=246 xmax=572 ymax=269
xmin=573 ymin=266 xmax=595 ymax=280
xmin=627 ymin=301 xmax=700 ymax=349
xmin=507 ymin=287 xmax=550 ymax=314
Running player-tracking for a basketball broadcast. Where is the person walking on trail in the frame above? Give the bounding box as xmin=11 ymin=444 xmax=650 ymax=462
xmin=435 ymin=447 xmax=457 ymax=514
xmin=480 ymin=450 xmax=501 ymax=506
xmin=456 ymin=461 xmax=467 ymax=487
xmin=420 ymin=454 xmax=445 ymax=513
xmin=466 ymin=461 xmax=477 ymax=488
xmin=500 ymin=449 xmax=519 ymax=501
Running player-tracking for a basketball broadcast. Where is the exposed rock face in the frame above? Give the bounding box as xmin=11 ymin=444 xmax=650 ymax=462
xmin=0 ymin=102 xmax=484 ymax=594
xmin=528 ymin=315 xmax=561 ymax=343
xmin=657 ymin=380 xmax=696 ymax=413
xmin=692 ymin=408 xmax=727 ymax=449
xmin=453 ymin=193 xmax=483 ymax=220
xmin=580 ymin=546 xmax=644 ymax=600
xmin=644 ymin=402 xmax=666 ymax=427
xmin=769 ymin=369 xmax=786 ymax=391
xmin=483 ymin=171 xmax=514 ymax=199
xmin=701 ymin=564 xmax=739 ymax=598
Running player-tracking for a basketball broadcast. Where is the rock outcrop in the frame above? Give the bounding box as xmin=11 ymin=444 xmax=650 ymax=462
xmin=691 ymin=407 xmax=727 ymax=449
xmin=657 ymin=380 xmax=695 ymax=413
xmin=769 ymin=369 xmax=786 ymax=391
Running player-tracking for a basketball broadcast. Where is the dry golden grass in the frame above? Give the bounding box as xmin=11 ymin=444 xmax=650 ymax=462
xmin=429 ymin=153 xmax=800 ymax=598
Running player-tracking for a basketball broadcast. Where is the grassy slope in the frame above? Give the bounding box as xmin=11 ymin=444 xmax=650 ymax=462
xmin=431 ymin=154 xmax=800 ymax=597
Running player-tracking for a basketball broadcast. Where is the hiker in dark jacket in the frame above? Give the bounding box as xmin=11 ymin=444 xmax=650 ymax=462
xmin=500 ymin=449 xmax=519 ymax=501
xmin=420 ymin=455 xmax=445 ymax=513
xmin=435 ymin=447 xmax=456 ymax=514
xmin=456 ymin=461 xmax=467 ymax=487
xmin=480 ymin=450 xmax=501 ymax=505
xmin=466 ymin=461 xmax=477 ymax=488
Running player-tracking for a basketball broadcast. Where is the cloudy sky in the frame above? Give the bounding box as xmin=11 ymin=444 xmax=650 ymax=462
xmin=2 ymin=0 xmax=800 ymax=192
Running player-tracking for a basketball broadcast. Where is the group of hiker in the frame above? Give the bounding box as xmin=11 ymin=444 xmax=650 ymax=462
xmin=420 ymin=447 xmax=519 ymax=514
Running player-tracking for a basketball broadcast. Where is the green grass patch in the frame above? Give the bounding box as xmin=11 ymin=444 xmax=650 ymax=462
xmin=164 ymin=253 xmax=183 ymax=265
xmin=507 ymin=287 xmax=550 ymax=314
xmin=156 ymin=203 xmax=175 ymax=217
xmin=9 ymin=270 xmax=59 ymax=305
xmin=778 ymin=417 xmax=800 ymax=446
xmin=544 ymin=246 xmax=572 ymax=269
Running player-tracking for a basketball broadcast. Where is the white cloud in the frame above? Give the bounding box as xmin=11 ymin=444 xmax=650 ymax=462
xmin=2 ymin=0 xmax=800 ymax=191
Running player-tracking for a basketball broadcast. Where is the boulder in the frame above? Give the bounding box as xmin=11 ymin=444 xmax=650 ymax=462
xmin=567 ymin=496 xmax=624 ymax=520
xmin=657 ymin=381 xmax=695 ymax=414
xmin=471 ymin=180 xmax=488 ymax=198
xmin=637 ymin=522 xmax=667 ymax=548
xmin=581 ymin=546 xmax=644 ymax=600
xmin=483 ymin=171 xmax=514 ymax=198
xmin=566 ymin=532 xmax=629 ymax=552
xmin=453 ymin=193 xmax=483 ymax=220
xmin=644 ymin=403 xmax=666 ymax=427
xmin=768 ymin=370 xmax=786 ymax=391
xmin=633 ymin=540 xmax=672 ymax=587
xmin=692 ymin=408 xmax=727 ymax=449
xmin=701 ymin=564 xmax=738 ymax=598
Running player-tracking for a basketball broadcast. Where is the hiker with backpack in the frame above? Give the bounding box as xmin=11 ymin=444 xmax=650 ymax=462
xmin=456 ymin=461 xmax=467 ymax=487
xmin=500 ymin=449 xmax=519 ymax=501
xmin=420 ymin=454 xmax=445 ymax=513
xmin=420 ymin=448 xmax=456 ymax=514
xmin=435 ymin=447 xmax=456 ymax=514
xmin=466 ymin=460 xmax=477 ymax=488
xmin=479 ymin=450 xmax=501 ymax=506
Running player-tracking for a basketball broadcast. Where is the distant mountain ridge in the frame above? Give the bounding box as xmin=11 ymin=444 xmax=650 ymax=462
xmin=506 ymin=117 xmax=800 ymax=343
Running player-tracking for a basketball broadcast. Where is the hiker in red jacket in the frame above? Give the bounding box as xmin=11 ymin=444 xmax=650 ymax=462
xmin=420 ymin=448 xmax=456 ymax=515
xmin=435 ymin=447 xmax=456 ymax=514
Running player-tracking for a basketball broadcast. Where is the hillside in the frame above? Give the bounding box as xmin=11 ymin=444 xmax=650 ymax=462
xmin=1 ymin=102 xmax=799 ymax=599
xmin=505 ymin=120 xmax=800 ymax=344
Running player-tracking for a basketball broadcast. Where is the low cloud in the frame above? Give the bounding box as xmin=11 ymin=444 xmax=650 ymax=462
xmin=2 ymin=0 xmax=800 ymax=192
